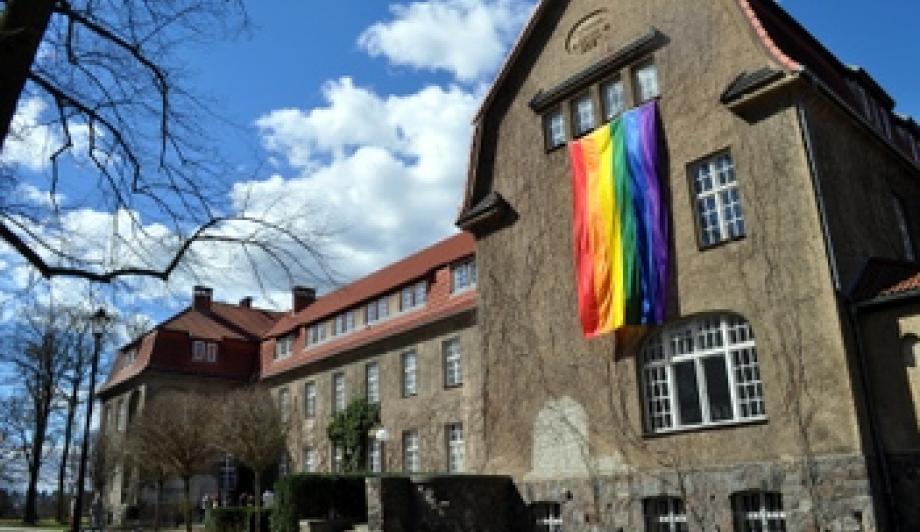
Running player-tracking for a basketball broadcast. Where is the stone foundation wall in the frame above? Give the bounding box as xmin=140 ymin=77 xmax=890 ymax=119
xmin=519 ymin=453 xmax=877 ymax=531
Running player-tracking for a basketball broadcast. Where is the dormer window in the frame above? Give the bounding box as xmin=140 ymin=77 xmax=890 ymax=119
xmin=124 ymin=348 xmax=138 ymax=365
xmin=306 ymin=323 xmax=327 ymax=346
xmin=366 ymin=295 xmax=390 ymax=324
xmin=275 ymin=334 xmax=294 ymax=359
xmin=400 ymin=280 xmax=427 ymax=311
xmin=451 ymin=259 xmax=477 ymax=293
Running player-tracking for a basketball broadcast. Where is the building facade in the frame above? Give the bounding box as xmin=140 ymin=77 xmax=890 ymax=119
xmin=100 ymin=1 xmax=920 ymax=530
xmin=456 ymin=0 xmax=920 ymax=530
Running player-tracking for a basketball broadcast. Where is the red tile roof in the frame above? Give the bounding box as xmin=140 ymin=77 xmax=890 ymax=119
xmin=265 ymin=232 xmax=475 ymax=338
xmin=165 ymin=302 xmax=282 ymax=340
xmin=880 ymin=272 xmax=920 ymax=297
xmin=262 ymin=289 xmax=476 ymax=380
xmin=851 ymin=258 xmax=920 ymax=302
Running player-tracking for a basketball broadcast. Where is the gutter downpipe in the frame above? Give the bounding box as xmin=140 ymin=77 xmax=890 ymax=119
xmin=796 ymin=93 xmax=899 ymax=531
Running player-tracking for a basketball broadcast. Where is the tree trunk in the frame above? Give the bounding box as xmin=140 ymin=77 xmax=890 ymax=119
xmin=56 ymin=377 xmax=81 ymax=523
xmin=253 ymin=471 xmax=261 ymax=532
xmin=23 ymin=401 xmax=49 ymax=524
xmin=0 ymin=0 xmax=56 ymax=150
xmin=23 ymin=352 xmax=54 ymax=525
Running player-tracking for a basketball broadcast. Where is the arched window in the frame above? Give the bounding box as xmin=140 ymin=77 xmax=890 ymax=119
xmin=641 ymin=313 xmax=765 ymax=433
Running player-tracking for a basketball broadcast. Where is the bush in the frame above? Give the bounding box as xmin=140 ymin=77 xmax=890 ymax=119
xmin=272 ymin=474 xmax=367 ymax=532
xmin=206 ymin=507 xmax=273 ymax=532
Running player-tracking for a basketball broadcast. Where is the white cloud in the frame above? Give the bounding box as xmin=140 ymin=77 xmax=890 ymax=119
xmin=1 ymin=97 xmax=57 ymax=172
xmin=1 ymin=96 xmax=92 ymax=172
xmin=250 ymin=77 xmax=480 ymax=281
xmin=358 ymin=0 xmax=534 ymax=82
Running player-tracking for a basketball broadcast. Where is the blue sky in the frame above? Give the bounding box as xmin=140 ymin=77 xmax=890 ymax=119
xmin=1 ymin=0 xmax=918 ymax=329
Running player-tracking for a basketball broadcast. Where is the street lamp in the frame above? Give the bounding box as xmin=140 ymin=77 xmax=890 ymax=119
xmin=72 ymin=308 xmax=110 ymax=532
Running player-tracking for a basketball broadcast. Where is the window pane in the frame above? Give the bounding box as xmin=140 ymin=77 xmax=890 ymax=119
xmin=602 ymin=79 xmax=625 ymax=120
xmin=703 ymin=356 xmax=733 ymax=422
xmin=545 ymin=109 xmax=566 ymax=148
xmin=674 ymin=361 xmax=702 ymax=425
xmin=572 ymin=93 xmax=595 ymax=136
xmin=634 ymin=60 xmax=660 ymax=101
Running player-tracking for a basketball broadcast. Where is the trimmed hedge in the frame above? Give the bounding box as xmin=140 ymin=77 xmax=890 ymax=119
xmin=271 ymin=474 xmax=367 ymax=532
xmin=205 ymin=507 xmax=272 ymax=532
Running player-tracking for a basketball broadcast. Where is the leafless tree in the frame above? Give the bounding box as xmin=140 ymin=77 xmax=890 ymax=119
xmin=0 ymin=301 xmax=75 ymax=524
xmin=53 ymin=306 xmax=94 ymax=523
xmin=0 ymin=0 xmax=334 ymax=289
xmin=125 ymin=391 xmax=215 ymax=532
xmin=213 ymin=386 xmax=288 ymax=532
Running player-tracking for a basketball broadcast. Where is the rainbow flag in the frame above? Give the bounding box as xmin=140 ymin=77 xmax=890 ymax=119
xmin=568 ymin=101 xmax=668 ymax=337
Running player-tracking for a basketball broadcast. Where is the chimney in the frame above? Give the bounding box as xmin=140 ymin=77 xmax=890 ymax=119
xmin=292 ymin=286 xmax=316 ymax=313
xmin=193 ymin=286 xmax=213 ymax=311
xmin=239 ymin=296 xmax=253 ymax=308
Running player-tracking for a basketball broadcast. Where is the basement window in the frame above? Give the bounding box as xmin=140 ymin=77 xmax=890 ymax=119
xmin=644 ymin=497 xmax=687 ymax=532
xmin=531 ymin=502 xmax=563 ymax=532
xmin=731 ymin=491 xmax=786 ymax=532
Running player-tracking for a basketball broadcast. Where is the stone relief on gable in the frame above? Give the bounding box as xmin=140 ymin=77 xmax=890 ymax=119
xmin=565 ymin=10 xmax=612 ymax=55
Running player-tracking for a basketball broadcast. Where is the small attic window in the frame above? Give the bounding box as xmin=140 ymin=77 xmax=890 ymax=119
xmin=124 ymin=348 xmax=138 ymax=365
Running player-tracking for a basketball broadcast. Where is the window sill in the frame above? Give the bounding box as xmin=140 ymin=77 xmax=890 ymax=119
xmin=443 ymin=383 xmax=463 ymax=390
xmin=698 ymin=234 xmax=746 ymax=252
xmin=643 ymin=416 xmax=767 ymax=439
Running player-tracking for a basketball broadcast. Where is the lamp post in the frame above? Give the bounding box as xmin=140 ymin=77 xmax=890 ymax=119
xmin=72 ymin=308 xmax=109 ymax=532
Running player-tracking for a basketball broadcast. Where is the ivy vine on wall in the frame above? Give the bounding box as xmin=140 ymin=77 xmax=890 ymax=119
xmin=326 ymin=398 xmax=380 ymax=473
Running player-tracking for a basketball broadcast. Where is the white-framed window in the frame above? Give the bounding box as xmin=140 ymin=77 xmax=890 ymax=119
xmin=691 ymin=151 xmax=746 ymax=247
xmin=278 ymin=452 xmax=291 ymax=477
xmin=366 ymin=362 xmax=380 ymax=404
xmin=304 ymin=381 xmax=316 ymax=418
xmin=302 ymin=447 xmax=316 ymax=473
xmin=571 ymin=92 xmax=596 ymax=137
xmin=732 ymin=491 xmax=786 ymax=532
xmin=544 ymin=107 xmax=566 ymax=150
xmin=443 ymin=338 xmax=462 ymax=388
xmin=368 ymin=438 xmax=383 ymax=473
xmin=402 ymin=429 xmax=420 ymax=473
xmin=192 ymin=340 xmax=207 ymax=361
xmin=446 ymin=422 xmax=464 ymax=473
xmin=116 ymin=399 xmax=126 ymax=431
xmin=206 ymin=343 xmax=218 ymax=363
xmin=642 ymin=314 xmax=765 ymax=433
xmin=532 ymin=502 xmax=563 ymax=532
xmin=402 ymin=350 xmax=418 ymax=397
xmin=451 ymin=260 xmax=477 ymax=293
xmin=332 ymin=443 xmax=344 ymax=473
xmin=633 ymin=58 xmax=660 ymax=102
xmin=278 ymin=387 xmax=290 ymax=423
xmin=400 ymin=281 xmax=427 ymax=311
xmin=892 ymin=193 xmax=916 ymax=261
xmin=602 ymin=77 xmax=626 ymax=121
xmin=307 ymin=323 xmax=327 ymax=346
xmin=644 ymin=497 xmax=687 ymax=532
xmin=275 ymin=334 xmax=295 ymax=359
xmin=367 ymin=296 xmax=391 ymax=324
xmin=333 ymin=372 xmax=346 ymax=413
